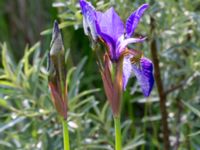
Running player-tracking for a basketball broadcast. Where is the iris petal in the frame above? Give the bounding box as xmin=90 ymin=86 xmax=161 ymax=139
xmin=98 ymin=31 xmax=116 ymax=60
xmin=79 ymin=0 xmax=98 ymax=40
xmin=122 ymin=55 xmax=132 ymax=90
xmin=82 ymin=17 xmax=88 ymax=35
xmin=96 ymin=7 xmax=124 ymax=42
xmin=132 ymin=57 xmax=154 ymax=96
xmin=126 ymin=4 xmax=149 ymax=38
xmin=96 ymin=7 xmax=124 ymax=60
xmin=117 ymin=37 xmax=146 ymax=55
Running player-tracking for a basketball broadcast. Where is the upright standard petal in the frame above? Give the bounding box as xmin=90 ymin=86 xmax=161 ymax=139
xmin=96 ymin=7 xmax=124 ymax=43
xmin=132 ymin=57 xmax=154 ymax=96
xmin=126 ymin=4 xmax=149 ymax=38
xmin=96 ymin=8 xmax=124 ymax=60
xmin=79 ymin=0 xmax=98 ymax=40
xmin=99 ymin=32 xmax=116 ymax=60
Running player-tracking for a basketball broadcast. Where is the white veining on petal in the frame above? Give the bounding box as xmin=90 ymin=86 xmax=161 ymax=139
xmin=122 ymin=55 xmax=133 ymax=90
xmin=83 ymin=17 xmax=88 ymax=35
xmin=117 ymin=37 xmax=146 ymax=56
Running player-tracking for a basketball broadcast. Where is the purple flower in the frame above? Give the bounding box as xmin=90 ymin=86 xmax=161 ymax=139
xmin=80 ymin=0 xmax=154 ymax=97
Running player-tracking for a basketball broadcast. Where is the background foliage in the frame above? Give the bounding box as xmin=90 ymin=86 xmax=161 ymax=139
xmin=0 ymin=0 xmax=200 ymax=149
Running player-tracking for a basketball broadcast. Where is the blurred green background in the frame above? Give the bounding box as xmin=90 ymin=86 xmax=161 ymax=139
xmin=0 ymin=0 xmax=200 ymax=149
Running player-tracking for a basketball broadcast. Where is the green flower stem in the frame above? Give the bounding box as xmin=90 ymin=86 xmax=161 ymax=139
xmin=114 ymin=117 xmax=122 ymax=150
xmin=62 ymin=118 xmax=70 ymax=150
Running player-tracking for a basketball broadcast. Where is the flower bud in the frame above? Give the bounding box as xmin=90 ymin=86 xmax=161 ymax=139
xmin=48 ymin=20 xmax=68 ymax=120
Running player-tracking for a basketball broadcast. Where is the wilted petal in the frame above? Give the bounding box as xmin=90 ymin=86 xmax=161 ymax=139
xmin=122 ymin=55 xmax=132 ymax=90
xmin=132 ymin=57 xmax=154 ymax=96
xmin=96 ymin=7 xmax=124 ymax=43
xmin=79 ymin=0 xmax=98 ymax=40
xmin=126 ymin=4 xmax=149 ymax=38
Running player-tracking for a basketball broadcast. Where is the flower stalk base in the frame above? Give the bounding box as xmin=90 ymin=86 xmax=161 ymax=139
xmin=114 ymin=117 xmax=122 ymax=150
xmin=62 ymin=118 xmax=70 ymax=150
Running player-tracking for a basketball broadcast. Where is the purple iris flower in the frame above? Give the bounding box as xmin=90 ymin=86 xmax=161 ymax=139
xmin=80 ymin=0 xmax=154 ymax=97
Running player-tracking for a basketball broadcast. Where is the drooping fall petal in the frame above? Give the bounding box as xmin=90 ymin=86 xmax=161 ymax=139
xmin=132 ymin=57 xmax=154 ymax=97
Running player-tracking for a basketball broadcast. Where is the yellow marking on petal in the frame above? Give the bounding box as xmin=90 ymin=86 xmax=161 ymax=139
xmin=130 ymin=54 xmax=142 ymax=64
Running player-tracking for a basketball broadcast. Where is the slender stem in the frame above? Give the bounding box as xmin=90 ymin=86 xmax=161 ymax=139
xmin=150 ymin=16 xmax=170 ymax=150
xmin=62 ymin=118 xmax=70 ymax=150
xmin=114 ymin=117 xmax=122 ymax=150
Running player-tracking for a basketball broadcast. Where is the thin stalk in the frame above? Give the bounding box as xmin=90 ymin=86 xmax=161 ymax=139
xmin=62 ymin=118 xmax=70 ymax=150
xmin=114 ymin=117 xmax=122 ymax=150
xmin=150 ymin=16 xmax=170 ymax=150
